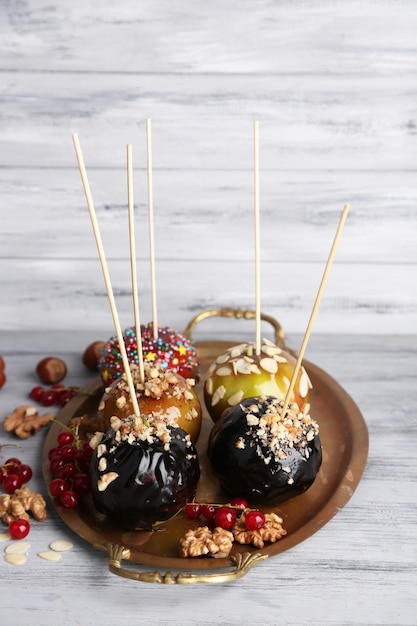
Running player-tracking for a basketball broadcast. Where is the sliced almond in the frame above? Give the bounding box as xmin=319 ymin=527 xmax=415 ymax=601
xmin=205 ymin=377 xmax=213 ymax=395
xmin=5 ymin=553 xmax=27 ymax=565
xmin=261 ymin=345 xmax=282 ymax=357
xmin=38 ymin=551 xmax=62 ymax=561
xmin=0 ymin=532 xmax=11 ymax=542
xmin=50 ymin=539 xmax=74 ymax=552
xmin=299 ymin=368 xmax=312 ymax=398
xmin=235 ymin=359 xmax=253 ymax=375
xmin=211 ymin=385 xmax=226 ymax=407
xmin=5 ymin=541 xmax=31 ymax=554
xmin=227 ymin=390 xmax=245 ymax=406
xmin=216 ymin=353 xmax=230 ymax=364
xmin=273 ymin=354 xmax=288 ymax=363
xmin=259 ymin=357 xmax=278 ymax=374
xmin=230 ymin=344 xmax=247 ymax=358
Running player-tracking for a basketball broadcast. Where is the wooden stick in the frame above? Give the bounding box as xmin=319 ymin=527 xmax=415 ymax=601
xmin=281 ymin=203 xmax=350 ymax=417
xmin=72 ymin=133 xmax=141 ymax=418
xmin=254 ymin=120 xmax=261 ymax=356
xmin=146 ymin=118 xmax=158 ymax=340
xmin=127 ymin=144 xmax=145 ymax=384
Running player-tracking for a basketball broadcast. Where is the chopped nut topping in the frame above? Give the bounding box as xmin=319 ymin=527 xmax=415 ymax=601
xmin=240 ymin=397 xmax=319 ymax=457
xmin=115 ymin=362 xmax=196 ymax=404
xmin=116 ymin=396 xmax=127 ymax=409
xmin=97 ymin=472 xmax=119 ymax=492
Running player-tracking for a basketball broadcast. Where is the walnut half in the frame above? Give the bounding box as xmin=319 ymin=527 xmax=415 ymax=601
xmin=179 ymin=526 xmax=234 ymax=558
xmin=233 ymin=512 xmax=287 ymax=549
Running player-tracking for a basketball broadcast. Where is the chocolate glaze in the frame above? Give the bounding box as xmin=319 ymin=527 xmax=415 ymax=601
xmin=90 ymin=426 xmax=200 ymax=530
xmin=208 ymin=396 xmax=322 ymax=504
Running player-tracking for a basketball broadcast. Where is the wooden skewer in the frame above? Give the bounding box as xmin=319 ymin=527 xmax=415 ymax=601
xmin=127 ymin=144 xmax=145 ymax=384
xmin=72 ymin=133 xmax=141 ymax=418
xmin=254 ymin=120 xmax=261 ymax=356
xmin=146 ymin=118 xmax=158 ymax=340
xmin=280 ymin=203 xmax=350 ymax=418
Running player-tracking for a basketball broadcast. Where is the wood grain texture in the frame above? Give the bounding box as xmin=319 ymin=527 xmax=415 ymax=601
xmin=1 ymin=1 xmax=416 ymax=335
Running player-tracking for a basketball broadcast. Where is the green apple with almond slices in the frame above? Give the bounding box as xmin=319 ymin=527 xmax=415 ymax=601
xmin=203 ymin=339 xmax=312 ymax=422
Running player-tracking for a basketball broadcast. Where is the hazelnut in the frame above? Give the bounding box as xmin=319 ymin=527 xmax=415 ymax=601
xmin=0 ymin=369 xmax=6 ymax=390
xmin=0 ymin=356 xmax=5 ymax=371
xmin=82 ymin=341 xmax=105 ymax=371
xmin=36 ymin=357 xmax=67 ymax=384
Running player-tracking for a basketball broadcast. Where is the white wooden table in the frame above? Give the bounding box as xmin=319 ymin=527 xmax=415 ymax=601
xmin=0 ymin=1 xmax=416 ymax=624
xmin=0 ymin=331 xmax=416 ymax=626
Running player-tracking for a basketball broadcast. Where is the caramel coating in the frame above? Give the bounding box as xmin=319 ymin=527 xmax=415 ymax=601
xmin=98 ymin=363 xmax=202 ymax=443
xmin=204 ymin=341 xmax=311 ymax=422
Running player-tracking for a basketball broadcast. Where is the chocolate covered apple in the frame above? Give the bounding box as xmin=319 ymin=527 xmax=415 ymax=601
xmin=204 ymin=339 xmax=311 ymax=422
xmin=98 ymin=361 xmax=202 ymax=443
xmin=208 ymin=395 xmax=322 ymax=504
xmin=98 ymin=324 xmax=199 ymax=386
xmin=90 ymin=413 xmax=200 ymax=530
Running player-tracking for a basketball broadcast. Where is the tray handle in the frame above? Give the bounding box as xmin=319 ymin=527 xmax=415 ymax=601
xmin=183 ymin=307 xmax=288 ymax=350
xmin=95 ymin=542 xmax=268 ymax=584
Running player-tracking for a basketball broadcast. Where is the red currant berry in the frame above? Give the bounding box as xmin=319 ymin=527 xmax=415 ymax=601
xmin=55 ymin=463 xmax=76 ymax=480
xmin=3 ymin=473 xmax=24 ymax=494
xmin=4 ymin=457 xmax=22 ymax=467
xmin=72 ymin=474 xmax=90 ymax=496
xmin=185 ymin=502 xmax=201 ymax=519
xmin=59 ymin=443 xmax=75 ymax=461
xmin=201 ymin=504 xmax=217 ymax=521
xmin=29 ymin=385 xmax=44 ymax=401
xmin=15 ymin=464 xmax=33 ymax=483
xmin=56 ymin=391 xmax=73 ymax=407
xmin=48 ymin=445 xmax=63 ymax=461
xmin=4 ymin=463 xmax=21 ymax=476
xmin=57 ymin=430 xmax=75 ymax=447
xmin=49 ymin=477 xmax=71 ymax=497
xmin=60 ymin=490 xmax=79 ymax=509
xmin=229 ymin=497 xmax=248 ymax=513
xmin=8 ymin=519 xmax=30 ymax=540
xmin=214 ymin=506 xmax=237 ymax=531
xmin=39 ymin=390 xmax=56 ymax=407
xmin=74 ymin=448 xmax=88 ymax=463
xmin=82 ymin=442 xmax=94 ymax=458
xmin=245 ymin=510 xmax=265 ymax=531
xmin=50 ymin=456 xmax=65 ymax=474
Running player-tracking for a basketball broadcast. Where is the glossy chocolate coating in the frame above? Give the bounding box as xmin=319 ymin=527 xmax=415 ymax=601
xmin=90 ymin=426 xmax=200 ymax=530
xmin=208 ymin=396 xmax=322 ymax=504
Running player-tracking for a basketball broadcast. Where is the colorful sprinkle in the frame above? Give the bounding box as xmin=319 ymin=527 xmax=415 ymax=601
xmin=98 ymin=324 xmax=199 ymax=386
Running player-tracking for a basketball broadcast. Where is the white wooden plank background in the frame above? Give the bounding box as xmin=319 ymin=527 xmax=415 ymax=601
xmin=1 ymin=0 xmax=416 ymax=337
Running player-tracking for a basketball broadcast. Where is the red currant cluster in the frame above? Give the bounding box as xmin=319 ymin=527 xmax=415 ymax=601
xmin=0 ymin=457 xmax=34 ymax=539
xmin=0 ymin=457 xmax=33 ymax=494
xmin=185 ymin=497 xmax=266 ymax=532
xmin=29 ymin=384 xmax=80 ymax=408
xmin=48 ymin=430 xmax=93 ymax=509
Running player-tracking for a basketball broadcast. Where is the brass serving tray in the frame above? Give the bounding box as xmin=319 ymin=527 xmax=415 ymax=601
xmin=42 ymin=312 xmax=368 ymax=584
